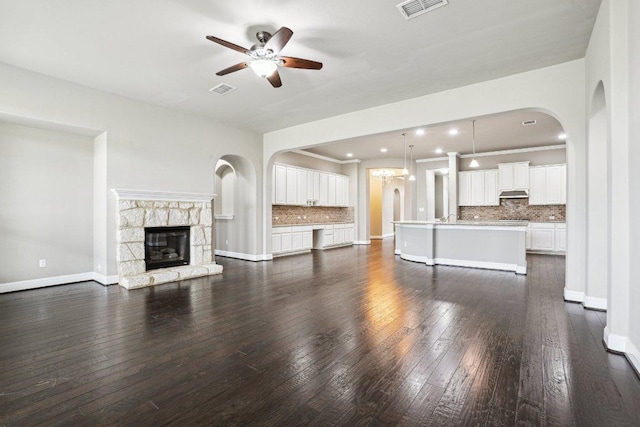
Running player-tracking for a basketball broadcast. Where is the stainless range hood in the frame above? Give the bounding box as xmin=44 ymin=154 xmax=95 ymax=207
xmin=499 ymin=190 xmax=529 ymax=199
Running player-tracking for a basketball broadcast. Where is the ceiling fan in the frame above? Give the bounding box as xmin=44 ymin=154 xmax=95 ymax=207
xmin=206 ymin=27 xmax=323 ymax=88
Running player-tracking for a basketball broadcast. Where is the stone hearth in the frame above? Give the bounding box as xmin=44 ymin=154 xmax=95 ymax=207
xmin=112 ymin=189 xmax=222 ymax=289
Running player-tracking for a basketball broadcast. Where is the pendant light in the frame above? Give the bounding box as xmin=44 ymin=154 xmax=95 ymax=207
xmin=469 ymin=120 xmax=479 ymax=168
xmin=401 ymin=133 xmax=409 ymax=175
xmin=408 ymin=144 xmax=416 ymax=181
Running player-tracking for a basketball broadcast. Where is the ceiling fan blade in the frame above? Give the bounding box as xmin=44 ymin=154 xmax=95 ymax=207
xmin=206 ymin=35 xmax=250 ymax=54
xmin=267 ymin=70 xmax=282 ymax=88
xmin=216 ymin=62 xmax=248 ymax=76
xmin=265 ymin=27 xmax=293 ymax=53
xmin=280 ymin=56 xmax=323 ymax=70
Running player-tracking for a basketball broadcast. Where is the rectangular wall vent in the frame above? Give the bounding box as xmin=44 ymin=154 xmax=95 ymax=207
xmin=209 ymin=83 xmax=237 ymax=96
xmin=397 ymin=0 xmax=448 ymax=20
xmin=522 ymin=120 xmax=537 ymax=126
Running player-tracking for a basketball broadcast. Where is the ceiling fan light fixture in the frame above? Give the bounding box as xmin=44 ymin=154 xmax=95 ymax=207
xmin=248 ymin=60 xmax=278 ymax=78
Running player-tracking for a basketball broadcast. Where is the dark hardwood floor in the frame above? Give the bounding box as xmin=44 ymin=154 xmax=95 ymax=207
xmin=1 ymin=241 xmax=639 ymax=426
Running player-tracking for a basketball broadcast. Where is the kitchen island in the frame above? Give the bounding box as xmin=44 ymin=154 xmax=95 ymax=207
xmin=393 ymin=220 xmax=527 ymax=274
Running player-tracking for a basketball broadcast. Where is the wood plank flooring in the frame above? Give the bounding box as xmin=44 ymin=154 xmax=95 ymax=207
xmin=1 ymin=240 xmax=639 ymax=426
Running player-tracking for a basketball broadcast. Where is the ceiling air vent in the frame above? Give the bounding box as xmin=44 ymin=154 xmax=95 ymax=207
xmin=522 ymin=119 xmax=537 ymax=126
xmin=209 ymin=83 xmax=236 ymax=96
xmin=397 ymin=0 xmax=448 ymax=20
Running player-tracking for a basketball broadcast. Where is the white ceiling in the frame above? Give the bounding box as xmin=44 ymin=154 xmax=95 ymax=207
xmin=303 ymin=110 xmax=565 ymax=161
xmin=0 ymin=0 xmax=600 ymax=135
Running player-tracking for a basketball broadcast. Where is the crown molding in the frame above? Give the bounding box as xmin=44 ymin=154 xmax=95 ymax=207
xmin=416 ymin=144 xmax=566 ymax=163
xmin=292 ymin=150 xmax=361 ymax=164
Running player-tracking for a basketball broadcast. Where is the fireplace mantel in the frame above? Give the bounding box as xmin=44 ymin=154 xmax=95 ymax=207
xmin=113 ymin=188 xmax=222 ymax=289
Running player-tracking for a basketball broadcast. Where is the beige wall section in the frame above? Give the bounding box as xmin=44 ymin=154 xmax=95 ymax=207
xmin=0 ymin=122 xmax=94 ymax=282
xmin=369 ymin=171 xmax=383 ymax=238
xmin=0 ymin=63 xmax=263 ymax=275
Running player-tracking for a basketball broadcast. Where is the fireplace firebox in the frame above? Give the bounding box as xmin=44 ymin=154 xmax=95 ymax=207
xmin=144 ymin=226 xmax=190 ymax=271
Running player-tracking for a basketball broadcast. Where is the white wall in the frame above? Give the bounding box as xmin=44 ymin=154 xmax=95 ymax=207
xmin=263 ymin=60 xmax=587 ymax=287
xmin=627 ymin=0 xmax=640 ymax=369
xmin=0 ymin=63 xmax=263 ymax=282
xmin=0 ymin=122 xmax=94 ymax=282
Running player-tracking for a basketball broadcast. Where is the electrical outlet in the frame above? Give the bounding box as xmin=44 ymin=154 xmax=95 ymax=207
xmin=39 ymin=259 xmax=47 ymax=268
xmin=225 ymin=240 xmax=229 ymax=246
xmin=474 ymin=215 xmax=479 ymax=219
xmin=549 ymin=215 xmax=555 ymax=220
xmin=274 ymin=216 xmax=279 ymax=220
xmin=418 ymin=207 xmax=425 ymax=212
xmin=96 ymin=264 xmax=101 ymax=272
xmin=404 ymin=242 xmax=407 ymax=248
xmin=303 ymin=215 xmax=307 ymax=219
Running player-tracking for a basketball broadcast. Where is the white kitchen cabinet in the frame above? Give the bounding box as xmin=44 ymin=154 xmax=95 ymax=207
xmin=528 ymin=222 xmax=565 ymax=253
xmin=484 ymin=170 xmax=499 ymax=206
xmin=499 ymin=162 xmax=530 ymax=191
xmin=555 ymin=223 xmax=567 ymax=252
xmin=274 ymin=164 xmax=287 ymax=204
xmin=272 ymin=234 xmax=282 ymax=254
xmin=319 ymin=173 xmax=328 ymax=205
xmin=458 ymin=172 xmax=472 ymax=206
xmin=286 ymin=166 xmax=298 ymax=205
xmin=281 ymin=232 xmax=292 ymax=252
xmin=273 ymin=163 xmax=350 ymax=207
xmin=327 ymin=174 xmax=336 ymax=206
xmin=303 ymin=230 xmax=313 ymax=249
xmin=525 ymin=224 xmax=532 ymax=250
xmin=296 ymin=169 xmax=307 ymax=205
xmin=458 ymin=169 xmax=499 ymax=206
xmin=272 ymin=226 xmax=313 ymax=255
xmin=529 ymin=164 xmax=566 ymax=205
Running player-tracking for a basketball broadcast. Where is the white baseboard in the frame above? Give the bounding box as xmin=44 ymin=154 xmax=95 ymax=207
xmin=0 ymin=272 xmax=99 ymax=293
xmin=353 ymin=240 xmax=371 ymax=245
xmin=515 ymin=261 xmax=527 ymax=275
xmin=434 ymin=258 xmax=521 ymax=274
xmin=394 ymin=249 xmax=401 ymax=255
xmin=215 ymin=249 xmax=273 ymax=262
xmin=584 ymin=296 xmax=607 ymax=311
xmin=382 ymin=233 xmax=395 ymax=239
xmin=92 ymin=272 xmax=119 ymax=285
xmin=626 ymin=339 xmax=640 ymax=376
xmin=604 ymin=326 xmax=627 ymax=353
xmin=399 ymin=253 xmax=429 ymax=263
xmin=564 ymin=288 xmax=585 ymax=303
xmin=603 ymin=328 xmax=640 ymax=375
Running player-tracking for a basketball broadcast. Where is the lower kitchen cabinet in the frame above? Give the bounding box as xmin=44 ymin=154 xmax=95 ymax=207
xmin=526 ymin=222 xmax=566 ymax=254
xmin=273 ymin=223 xmax=354 ymax=256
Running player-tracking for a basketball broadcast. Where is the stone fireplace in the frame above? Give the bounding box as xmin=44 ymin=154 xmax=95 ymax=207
xmin=112 ymin=189 xmax=223 ymax=289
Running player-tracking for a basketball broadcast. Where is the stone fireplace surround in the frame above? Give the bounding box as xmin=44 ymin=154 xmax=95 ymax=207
xmin=112 ymin=189 xmax=222 ymax=289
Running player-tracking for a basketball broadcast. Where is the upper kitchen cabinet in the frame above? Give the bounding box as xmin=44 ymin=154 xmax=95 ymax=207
xmin=273 ymin=163 xmax=350 ymax=207
xmin=498 ymin=161 xmax=530 ymax=191
xmin=458 ymin=169 xmax=499 ymax=207
xmin=529 ymin=164 xmax=566 ymax=205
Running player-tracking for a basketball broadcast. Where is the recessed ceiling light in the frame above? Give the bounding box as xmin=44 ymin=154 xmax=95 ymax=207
xmin=416 ymin=129 xmax=425 ymax=135
xmin=346 ymin=153 xmax=353 ymax=157
xmin=448 ymin=129 xmax=458 ymax=136
xmin=558 ymin=133 xmax=567 ymax=140
xmin=435 ymin=148 xmax=443 ymax=154
xmin=380 ymin=148 xmax=388 ymax=153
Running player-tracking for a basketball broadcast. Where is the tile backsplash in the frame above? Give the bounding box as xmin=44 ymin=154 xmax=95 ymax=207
xmin=273 ymin=205 xmax=354 ymax=225
xmin=459 ymin=199 xmax=565 ymax=222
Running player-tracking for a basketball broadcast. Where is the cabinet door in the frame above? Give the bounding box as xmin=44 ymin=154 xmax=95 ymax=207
xmin=327 ymin=174 xmax=336 ymax=206
xmin=303 ymin=231 xmax=313 ymax=249
xmin=272 ymin=234 xmax=282 ymax=254
xmin=319 ymin=173 xmax=328 ymax=205
xmin=531 ymin=224 xmax=555 ymax=251
xmin=343 ymin=176 xmax=350 ymax=207
xmin=458 ymin=172 xmax=472 ymax=206
xmin=296 ymin=169 xmax=307 ymax=205
xmin=306 ymin=170 xmax=314 ymax=201
xmin=470 ymin=171 xmax=485 ymax=206
xmin=274 ymin=165 xmax=287 ymax=204
xmin=281 ymin=233 xmax=292 ymax=252
xmin=545 ymin=165 xmax=565 ymax=205
xmin=529 ymin=167 xmax=546 ymax=205
xmin=513 ymin=163 xmax=529 ymax=190
xmin=484 ymin=170 xmax=499 ymax=206
xmin=334 ymin=229 xmax=345 ymax=245
xmin=313 ymin=172 xmax=320 ymax=201
xmin=335 ymin=176 xmax=345 ymax=206
xmin=345 ymin=226 xmax=354 ymax=243
xmin=286 ymin=167 xmax=297 ymax=205
xmin=555 ymin=224 xmax=567 ymax=251
xmin=498 ymin=164 xmax=514 ymax=190
xmin=291 ymin=232 xmax=304 ymax=251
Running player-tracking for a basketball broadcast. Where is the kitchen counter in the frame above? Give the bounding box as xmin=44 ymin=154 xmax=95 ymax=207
xmin=393 ymin=220 xmax=527 ymax=274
